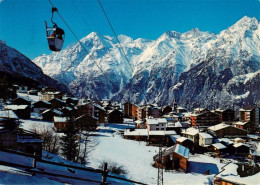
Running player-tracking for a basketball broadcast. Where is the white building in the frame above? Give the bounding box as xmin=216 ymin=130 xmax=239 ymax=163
xmin=198 ymin=132 xmax=213 ymax=147
xmin=146 ymin=118 xmax=167 ymax=131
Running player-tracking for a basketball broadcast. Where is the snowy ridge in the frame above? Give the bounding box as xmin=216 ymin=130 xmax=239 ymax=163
xmin=33 ymin=16 xmax=260 ymax=108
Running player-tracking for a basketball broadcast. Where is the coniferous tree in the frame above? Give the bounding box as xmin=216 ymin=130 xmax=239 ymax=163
xmin=60 ymin=117 xmax=79 ymax=161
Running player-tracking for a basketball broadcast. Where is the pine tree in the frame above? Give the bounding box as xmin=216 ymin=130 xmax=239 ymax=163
xmin=60 ymin=117 xmax=79 ymax=161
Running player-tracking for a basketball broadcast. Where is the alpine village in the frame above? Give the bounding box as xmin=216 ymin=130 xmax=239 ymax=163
xmin=1 ymin=0 xmax=260 ymax=185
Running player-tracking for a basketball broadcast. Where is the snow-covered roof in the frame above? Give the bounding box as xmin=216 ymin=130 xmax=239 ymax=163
xmin=146 ymin=118 xmax=167 ymax=125
xmin=217 ymin=138 xmax=234 ymax=145
xmin=53 ymin=116 xmax=68 ymax=123
xmin=167 ymin=121 xmax=183 ymax=128
xmin=208 ymin=123 xmax=230 ymax=131
xmin=234 ymin=121 xmax=248 ymax=126
xmin=176 ymin=106 xmax=186 ymax=110
xmin=181 ymin=127 xmax=199 ymax=136
xmin=233 ymin=137 xmax=244 ymax=142
xmin=170 ymin=135 xmax=181 ymax=142
xmin=199 ymin=132 xmax=213 ymax=139
xmin=42 ymin=109 xmax=63 ymax=115
xmin=166 ymin=144 xmax=189 ymax=159
xmin=34 ymin=100 xmax=51 ymax=105
xmin=149 ymin=130 xmax=176 ymax=136
xmin=233 ymin=143 xmax=249 ymax=148
xmin=0 ymin=110 xmax=19 ymax=119
xmin=212 ymin=143 xmax=226 ymax=150
xmin=4 ymin=105 xmax=28 ymax=110
xmin=92 ymin=103 xmax=106 ymax=111
xmin=135 ymin=120 xmax=144 ymax=124
xmin=124 ymin=129 xmax=148 ymax=136
xmin=176 ymin=136 xmax=190 ymax=143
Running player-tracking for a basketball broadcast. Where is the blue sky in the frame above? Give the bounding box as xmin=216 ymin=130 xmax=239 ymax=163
xmin=0 ymin=0 xmax=259 ymax=59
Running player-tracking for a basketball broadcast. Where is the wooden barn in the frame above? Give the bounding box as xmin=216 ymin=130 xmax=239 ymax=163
xmin=107 ymin=109 xmax=124 ymax=123
xmin=12 ymin=97 xmax=31 ymax=106
xmin=41 ymin=109 xmax=63 ymax=121
xmin=153 ymin=144 xmax=189 ymax=172
xmin=208 ymin=143 xmax=227 ymax=157
xmin=53 ymin=116 xmax=68 ymax=132
xmin=4 ymin=105 xmax=31 ymax=119
xmin=208 ymin=123 xmax=247 ymax=138
xmin=0 ymin=128 xmax=42 ymax=157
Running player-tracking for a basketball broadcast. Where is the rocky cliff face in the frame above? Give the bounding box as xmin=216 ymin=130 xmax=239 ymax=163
xmin=33 ymin=16 xmax=260 ymax=109
xmin=0 ymin=40 xmax=69 ymax=92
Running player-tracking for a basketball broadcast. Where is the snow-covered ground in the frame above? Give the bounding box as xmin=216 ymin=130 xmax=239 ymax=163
xmin=87 ymin=120 xmax=226 ymax=185
xmin=14 ymin=118 xmax=260 ymax=184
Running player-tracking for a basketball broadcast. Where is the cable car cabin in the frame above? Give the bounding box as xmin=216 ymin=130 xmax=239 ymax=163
xmin=46 ymin=27 xmax=65 ymax=52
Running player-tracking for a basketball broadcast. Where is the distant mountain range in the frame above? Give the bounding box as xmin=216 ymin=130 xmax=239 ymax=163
xmin=0 ymin=40 xmax=69 ymax=92
xmin=30 ymin=16 xmax=260 ymax=109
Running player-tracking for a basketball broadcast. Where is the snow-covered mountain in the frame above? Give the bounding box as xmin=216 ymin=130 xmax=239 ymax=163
xmin=0 ymin=41 xmax=68 ymax=92
xmin=33 ymin=16 xmax=260 ymax=109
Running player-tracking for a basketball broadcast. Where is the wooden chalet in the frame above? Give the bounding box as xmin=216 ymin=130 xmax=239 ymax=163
xmin=33 ymin=100 xmax=51 ymax=112
xmin=181 ymin=127 xmax=199 ymax=144
xmin=176 ymin=137 xmax=194 ymax=151
xmin=153 ymin=144 xmax=189 ymax=172
xmin=53 ymin=116 xmax=68 ymax=132
xmin=176 ymin=107 xmax=187 ymax=114
xmin=65 ymin=97 xmax=79 ymax=106
xmin=208 ymin=143 xmax=227 ymax=157
xmin=4 ymin=105 xmax=31 ymax=119
xmin=233 ymin=143 xmax=250 ymax=155
xmin=208 ymin=123 xmax=247 ymax=138
xmin=107 ymin=109 xmax=123 ymax=123
xmin=74 ymin=114 xmax=98 ymax=131
xmin=12 ymin=97 xmax=31 ymax=106
xmin=41 ymin=109 xmax=63 ymax=121
xmin=215 ymin=108 xmax=235 ymax=122
xmin=0 ymin=128 xmax=42 ymax=157
xmin=214 ymin=177 xmax=246 ymax=185
xmin=92 ymin=103 xmax=106 ymax=123
xmin=234 ymin=121 xmax=255 ymax=133
xmin=190 ymin=111 xmax=221 ymax=127
xmin=49 ymin=98 xmax=66 ymax=109
xmin=0 ymin=110 xmax=19 ymax=130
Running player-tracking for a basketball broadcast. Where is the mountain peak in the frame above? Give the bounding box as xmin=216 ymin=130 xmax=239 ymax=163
xmin=231 ymin=16 xmax=259 ymax=31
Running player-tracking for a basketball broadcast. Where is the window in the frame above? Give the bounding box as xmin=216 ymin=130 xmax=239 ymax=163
xmin=156 ymin=128 xmax=159 ymax=130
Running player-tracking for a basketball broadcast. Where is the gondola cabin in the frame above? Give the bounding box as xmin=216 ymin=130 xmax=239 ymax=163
xmin=46 ymin=25 xmax=65 ymax=52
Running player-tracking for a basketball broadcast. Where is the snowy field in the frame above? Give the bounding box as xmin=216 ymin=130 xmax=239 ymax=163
xmin=86 ymin=120 xmax=226 ymax=185
xmin=15 ymin=118 xmax=260 ymax=184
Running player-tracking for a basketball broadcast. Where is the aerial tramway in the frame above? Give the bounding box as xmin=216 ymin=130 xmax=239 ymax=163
xmin=45 ymin=7 xmax=65 ymax=51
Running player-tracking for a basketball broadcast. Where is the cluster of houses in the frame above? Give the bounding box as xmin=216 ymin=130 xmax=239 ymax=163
xmin=0 ymin=86 xmax=126 ymax=157
xmin=123 ymin=102 xmax=260 ymax=173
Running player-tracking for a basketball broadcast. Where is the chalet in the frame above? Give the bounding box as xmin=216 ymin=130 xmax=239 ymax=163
xmin=239 ymin=105 xmax=259 ymax=125
xmin=4 ymin=105 xmax=31 ymax=119
xmin=148 ymin=130 xmax=177 ymax=144
xmin=53 ymin=116 xmax=68 ymax=132
xmin=233 ymin=143 xmax=250 ymax=155
xmin=208 ymin=123 xmax=247 ymax=138
xmin=41 ymin=109 xmax=63 ymax=121
xmin=190 ymin=111 xmax=221 ymax=127
xmin=0 ymin=128 xmax=42 ymax=157
xmin=107 ymin=109 xmax=123 ymax=123
xmin=146 ymin=118 xmax=167 ymax=131
xmin=93 ymin=103 xmax=106 ymax=123
xmin=166 ymin=121 xmax=188 ymax=134
xmin=12 ymin=97 xmax=31 ymax=106
xmin=40 ymin=91 xmax=63 ymax=102
xmin=74 ymin=114 xmax=98 ymax=131
xmin=198 ymin=132 xmax=213 ymax=147
xmin=176 ymin=137 xmax=194 ymax=151
xmin=234 ymin=121 xmax=255 ymax=133
xmin=49 ymin=98 xmax=66 ymax=109
xmin=208 ymin=143 xmax=227 ymax=157
xmin=0 ymin=110 xmax=19 ymax=130
xmin=181 ymin=127 xmax=199 ymax=144
xmin=124 ymin=129 xmax=148 ymax=141
xmin=214 ymin=177 xmax=246 ymax=185
xmin=124 ymin=102 xmax=133 ymax=118
xmin=33 ymin=100 xmax=51 ymax=112
xmin=61 ymin=107 xmax=74 ymax=117
xmin=162 ymin=105 xmax=172 ymax=115
xmin=215 ymin=108 xmax=235 ymax=122
xmin=153 ymin=144 xmax=189 ymax=172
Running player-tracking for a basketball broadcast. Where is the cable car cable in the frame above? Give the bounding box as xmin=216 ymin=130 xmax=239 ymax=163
xmin=97 ymin=0 xmax=134 ymax=73
xmin=47 ymin=0 xmax=114 ymax=87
